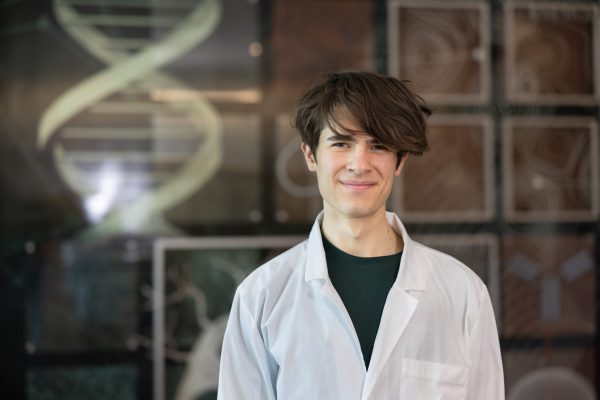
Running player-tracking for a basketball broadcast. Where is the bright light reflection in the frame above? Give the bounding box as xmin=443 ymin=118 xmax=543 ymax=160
xmin=249 ymin=41 xmax=263 ymax=57
xmin=83 ymin=164 xmax=122 ymax=223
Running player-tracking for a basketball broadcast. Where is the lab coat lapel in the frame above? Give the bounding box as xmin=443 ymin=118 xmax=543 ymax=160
xmin=362 ymin=213 xmax=426 ymax=400
xmin=362 ymin=287 xmax=418 ymax=399
xmin=305 ymin=212 xmax=366 ymax=369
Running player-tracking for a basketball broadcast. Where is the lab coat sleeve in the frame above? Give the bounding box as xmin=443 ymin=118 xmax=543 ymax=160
xmin=217 ymin=289 xmax=278 ymax=400
xmin=466 ymin=286 xmax=505 ymax=400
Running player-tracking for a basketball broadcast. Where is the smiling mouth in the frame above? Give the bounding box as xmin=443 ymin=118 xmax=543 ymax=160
xmin=341 ymin=181 xmax=376 ymax=191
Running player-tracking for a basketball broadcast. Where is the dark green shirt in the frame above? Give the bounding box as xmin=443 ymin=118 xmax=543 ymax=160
xmin=323 ymin=236 xmax=402 ymax=369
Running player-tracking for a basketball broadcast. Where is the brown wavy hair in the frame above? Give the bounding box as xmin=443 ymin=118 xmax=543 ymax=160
xmin=291 ymin=71 xmax=431 ymax=165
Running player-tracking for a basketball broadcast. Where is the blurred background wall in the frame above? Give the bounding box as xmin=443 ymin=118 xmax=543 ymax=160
xmin=0 ymin=0 xmax=599 ymax=399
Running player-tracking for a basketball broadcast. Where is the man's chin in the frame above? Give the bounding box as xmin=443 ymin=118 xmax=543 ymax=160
xmin=337 ymin=206 xmax=381 ymax=220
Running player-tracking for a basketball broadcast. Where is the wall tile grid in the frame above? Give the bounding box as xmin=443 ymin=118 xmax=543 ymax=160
xmin=385 ymin=1 xmax=600 ymax=398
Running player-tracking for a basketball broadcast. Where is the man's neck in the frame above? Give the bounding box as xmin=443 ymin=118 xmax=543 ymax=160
xmin=321 ymin=210 xmax=403 ymax=257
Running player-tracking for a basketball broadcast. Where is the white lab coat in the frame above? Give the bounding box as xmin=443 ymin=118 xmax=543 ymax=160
xmin=218 ymin=212 xmax=504 ymax=400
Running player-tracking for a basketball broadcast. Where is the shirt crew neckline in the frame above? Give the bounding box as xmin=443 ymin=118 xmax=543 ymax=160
xmin=322 ymin=235 xmax=403 ymax=267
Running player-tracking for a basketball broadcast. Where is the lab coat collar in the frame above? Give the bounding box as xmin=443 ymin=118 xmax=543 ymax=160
xmin=386 ymin=211 xmax=426 ymax=291
xmin=304 ymin=211 xmax=426 ymax=399
xmin=304 ymin=211 xmax=328 ymax=282
xmin=304 ymin=211 xmax=426 ymax=292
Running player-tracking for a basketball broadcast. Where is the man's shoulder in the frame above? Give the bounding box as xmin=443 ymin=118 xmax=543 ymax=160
xmin=237 ymin=239 xmax=309 ymax=299
xmin=410 ymin=241 xmax=493 ymax=333
xmin=411 ymin=240 xmax=487 ymax=294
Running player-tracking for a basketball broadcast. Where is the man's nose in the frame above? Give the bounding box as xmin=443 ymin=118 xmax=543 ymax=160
xmin=347 ymin=146 xmax=371 ymax=174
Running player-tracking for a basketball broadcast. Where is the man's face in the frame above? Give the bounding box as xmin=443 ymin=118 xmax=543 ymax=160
xmin=301 ymin=111 xmax=406 ymax=221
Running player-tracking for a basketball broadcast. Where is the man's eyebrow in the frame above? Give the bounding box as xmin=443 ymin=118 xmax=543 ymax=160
xmin=326 ymin=133 xmax=355 ymax=141
xmin=326 ymin=133 xmax=383 ymax=144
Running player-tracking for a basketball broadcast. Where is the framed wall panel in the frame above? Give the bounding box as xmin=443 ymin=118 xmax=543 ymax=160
xmin=505 ymin=1 xmax=600 ymax=105
xmin=152 ymin=236 xmax=304 ymax=400
xmin=503 ymin=117 xmax=599 ymax=222
xmin=394 ymin=115 xmax=495 ymax=222
xmin=502 ymin=234 xmax=595 ymax=337
xmin=25 ymin=240 xmax=141 ymax=353
xmin=388 ymin=0 xmax=491 ymax=105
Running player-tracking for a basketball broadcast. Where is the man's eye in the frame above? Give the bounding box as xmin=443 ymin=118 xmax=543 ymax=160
xmin=372 ymin=144 xmax=389 ymax=151
xmin=332 ymin=142 xmax=349 ymax=148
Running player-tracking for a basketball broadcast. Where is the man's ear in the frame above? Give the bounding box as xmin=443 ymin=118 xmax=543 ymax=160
xmin=301 ymin=143 xmax=317 ymax=172
xmin=394 ymin=153 xmax=408 ymax=176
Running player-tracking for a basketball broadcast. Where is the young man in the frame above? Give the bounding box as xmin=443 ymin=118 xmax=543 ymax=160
xmin=218 ymin=71 xmax=504 ymax=399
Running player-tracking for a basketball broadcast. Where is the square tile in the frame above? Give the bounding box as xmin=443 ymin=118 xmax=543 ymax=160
xmin=505 ymin=2 xmax=600 ymax=104
xmin=503 ymin=117 xmax=599 ymax=222
xmin=388 ymin=0 xmax=490 ymax=104
xmin=26 ymin=240 xmax=141 ymax=352
xmin=502 ymin=234 xmax=595 ymax=337
xmin=394 ymin=115 xmax=494 ymax=222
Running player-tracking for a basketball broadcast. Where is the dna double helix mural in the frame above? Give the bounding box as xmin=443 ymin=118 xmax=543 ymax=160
xmin=38 ymin=0 xmax=224 ymax=241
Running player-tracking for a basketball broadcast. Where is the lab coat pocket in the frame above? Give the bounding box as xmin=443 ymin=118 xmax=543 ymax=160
xmin=400 ymin=358 xmax=469 ymax=400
